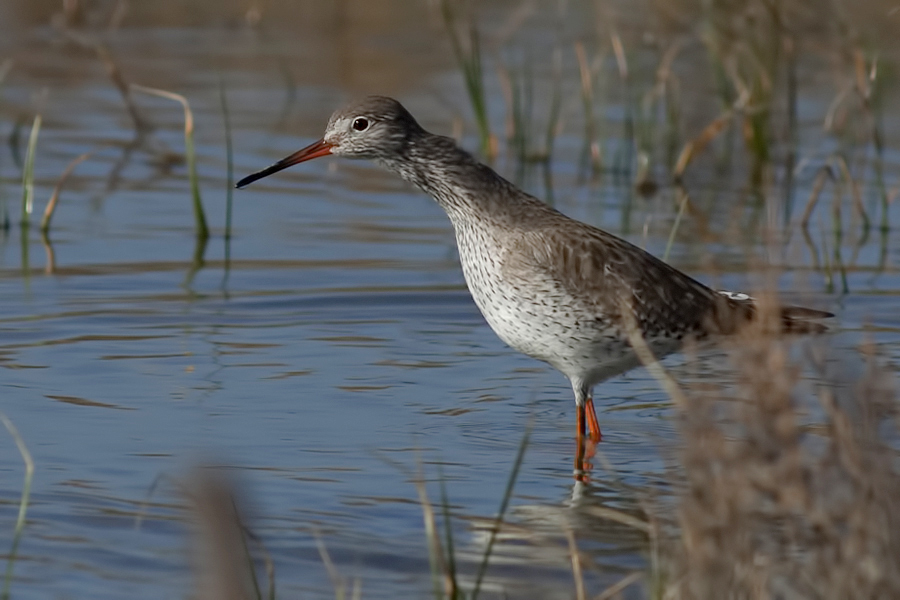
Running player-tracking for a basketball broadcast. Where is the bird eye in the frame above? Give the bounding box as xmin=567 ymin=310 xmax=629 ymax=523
xmin=352 ymin=117 xmax=369 ymax=131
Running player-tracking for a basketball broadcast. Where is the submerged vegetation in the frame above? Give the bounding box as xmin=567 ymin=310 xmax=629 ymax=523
xmin=0 ymin=0 xmax=899 ymax=598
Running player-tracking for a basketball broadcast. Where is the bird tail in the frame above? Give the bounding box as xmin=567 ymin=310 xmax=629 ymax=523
xmin=716 ymin=290 xmax=833 ymax=334
xmin=779 ymin=305 xmax=834 ymax=334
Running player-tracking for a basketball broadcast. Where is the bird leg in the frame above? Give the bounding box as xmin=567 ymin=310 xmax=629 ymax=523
xmin=585 ymin=397 xmax=602 ymax=443
xmin=576 ymin=403 xmax=586 ymax=437
xmin=574 ymin=435 xmax=591 ymax=482
xmin=574 ymin=404 xmax=596 ymax=481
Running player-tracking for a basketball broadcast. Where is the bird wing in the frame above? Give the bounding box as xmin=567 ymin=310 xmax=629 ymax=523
xmin=503 ymin=218 xmax=750 ymax=337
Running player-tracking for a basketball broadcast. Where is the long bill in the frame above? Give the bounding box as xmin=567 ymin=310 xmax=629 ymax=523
xmin=236 ymin=138 xmax=333 ymax=188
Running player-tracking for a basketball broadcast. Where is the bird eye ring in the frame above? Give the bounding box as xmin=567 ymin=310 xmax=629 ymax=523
xmin=352 ymin=117 xmax=369 ymax=131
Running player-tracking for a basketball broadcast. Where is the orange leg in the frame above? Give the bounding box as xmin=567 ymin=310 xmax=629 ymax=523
xmin=574 ymin=403 xmax=595 ymax=481
xmin=585 ymin=397 xmax=602 ymax=443
xmin=574 ymin=434 xmax=588 ymax=481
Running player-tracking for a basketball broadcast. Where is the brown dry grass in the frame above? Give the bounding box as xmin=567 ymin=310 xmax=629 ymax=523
xmin=658 ymin=310 xmax=900 ymax=599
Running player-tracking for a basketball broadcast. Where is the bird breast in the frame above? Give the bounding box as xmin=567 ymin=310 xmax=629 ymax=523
xmin=452 ymin=220 xmax=619 ymax=375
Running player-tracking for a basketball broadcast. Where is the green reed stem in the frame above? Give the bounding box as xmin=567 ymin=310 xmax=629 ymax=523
xmin=20 ymin=115 xmax=41 ymax=225
xmin=472 ymin=421 xmax=532 ymax=599
xmin=237 ymin=512 xmax=264 ymax=600
xmin=1 ymin=412 xmax=34 ymax=600
xmin=438 ymin=472 xmax=459 ymax=600
xmin=543 ymin=51 xmax=563 ymax=163
xmin=442 ymin=0 xmax=492 ymax=160
xmin=413 ymin=474 xmax=445 ymax=600
xmin=131 ymin=84 xmax=209 ymax=240
xmin=219 ymin=76 xmax=234 ymax=243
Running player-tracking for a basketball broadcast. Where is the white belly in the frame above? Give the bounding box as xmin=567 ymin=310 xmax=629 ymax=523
xmin=456 ymin=227 xmax=618 ymax=378
xmin=452 ymin=223 xmax=682 ymax=388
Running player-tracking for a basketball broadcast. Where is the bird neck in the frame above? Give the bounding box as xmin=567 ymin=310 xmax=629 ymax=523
xmin=377 ymin=132 xmax=528 ymax=224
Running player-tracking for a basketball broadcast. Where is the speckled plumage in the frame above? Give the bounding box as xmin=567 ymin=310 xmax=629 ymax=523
xmin=237 ymin=95 xmax=831 ymax=440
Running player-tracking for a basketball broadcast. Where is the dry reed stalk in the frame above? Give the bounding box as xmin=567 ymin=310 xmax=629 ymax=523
xmin=413 ymin=470 xmax=452 ymax=599
xmin=659 ymin=312 xmax=900 ymax=599
xmin=672 ymin=88 xmax=748 ymax=181
xmin=574 ymin=41 xmax=603 ymax=173
xmin=41 ymin=148 xmax=102 ymax=233
xmin=800 ymin=165 xmax=836 ymax=228
xmin=131 ymin=84 xmax=209 ymax=240
xmin=595 ymin=572 xmax=642 ymax=600
xmin=564 ymin=526 xmax=586 ymax=600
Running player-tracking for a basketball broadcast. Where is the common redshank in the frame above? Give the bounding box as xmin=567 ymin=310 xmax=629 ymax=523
xmin=237 ymin=96 xmax=830 ymax=448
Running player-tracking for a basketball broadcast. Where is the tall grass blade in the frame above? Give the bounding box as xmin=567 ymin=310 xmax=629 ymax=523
xmin=441 ymin=0 xmax=494 ymax=161
xmin=20 ymin=115 xmax=41 ymax=225
xmin=1 ymin=412 xmax=34 ymax=600
xmin=414 ymin=468 xmax=447 ymax=599
xmin=131 ymin=84 xmax=209 ymax=240
xmin=596 ymin=572 xmax=642 ymax=600
xmin=0 ymin=60 xmax=15 ymax=231
xmin=94 ymin=44 xmax=152 ymax=136
xmin=58 ymin=29 xmax=152 ymax=135
xmin=40 ymin=229 xmax=55 ymax=274
xmin=833 ymin=155 xmax=870 ymax=235
xmin=8 ymin=119 xmax=23 ymax=170
xmin=672 ymin=104 xmax=738 ymax=182
xmin=574 ymin=42 xmax=601 ymax=175
xmin=564 ymin=527 xmax=586 ymax=600
xmin=238 ymin=518 xmax=265 ymax=600
xmin=851 ymin=49 xmax=889 ymax=232
xmin=58 ymin=30 xmax=151 ymax=136
xmin=219 ymin=76 xmax=234 ymax=243
xmin=219 ymin=74 xmax=235 ymax=290
xmin=19 ymin=222 xmax=30 ymax=278
xmin=800 ymin=166 xmax=835 ymax=229
xmin=183 ymin=235 xmax=209 ymax=289
xmin=41 ymin=149 xmax=98 ymax=233
xmin=438 ymin=472 xmax=459 ymax=600
xmin=782 ymin=36 xmax=799 ymax=223
xmin=471 ymin=421 xmax=532 ymax=599
xmin=543 ymin=49 xmax=563 ymax=165
xmin=619 ymin=297 xmax=687 ymax=409
xmin=610 ymin=30 xmax=634 ymax=180
xmin=663 ymin=188 xmax=690 ymax=262
xmin=315 ymin=533 xmax=349 ymax=600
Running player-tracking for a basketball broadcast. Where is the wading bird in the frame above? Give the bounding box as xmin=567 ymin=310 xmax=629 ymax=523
xmin=238 ymin=96 xmax=830 ymax=474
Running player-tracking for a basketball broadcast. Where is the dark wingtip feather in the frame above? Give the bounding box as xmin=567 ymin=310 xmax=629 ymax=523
xmin=780 ymin=305 xmax=834 ymax=334
xmin=781 ymin=306 xmax=835 ymax=320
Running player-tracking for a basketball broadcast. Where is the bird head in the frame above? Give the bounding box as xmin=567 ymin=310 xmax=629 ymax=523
xmin=236 ymin=96 xmax=422 ymax=188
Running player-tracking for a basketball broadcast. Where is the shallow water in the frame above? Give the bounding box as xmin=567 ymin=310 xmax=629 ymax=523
xmin=1 ymin=2 xmax=899 ymax=599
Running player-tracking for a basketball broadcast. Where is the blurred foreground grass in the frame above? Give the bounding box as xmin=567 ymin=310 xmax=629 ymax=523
xmin=659 ymin=313 xmax=900 ymax=599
